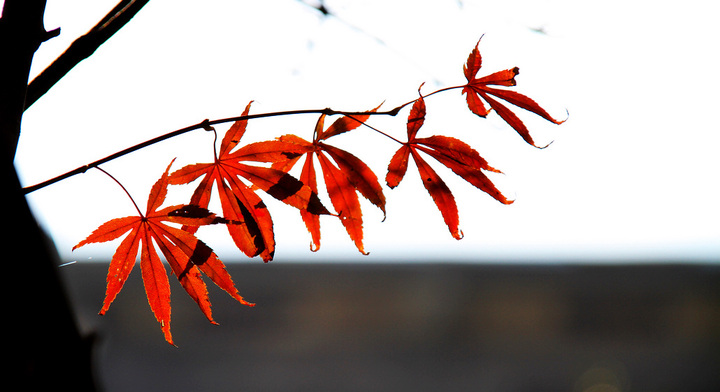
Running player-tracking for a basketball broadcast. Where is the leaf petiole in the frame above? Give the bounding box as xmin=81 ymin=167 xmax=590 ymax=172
xmin=94 ymin=165 xmax=143 ymax=217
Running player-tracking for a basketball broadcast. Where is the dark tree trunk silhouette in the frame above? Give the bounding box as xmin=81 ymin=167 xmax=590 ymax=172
xmin=2 ymin=1 xmax=97 ymax=390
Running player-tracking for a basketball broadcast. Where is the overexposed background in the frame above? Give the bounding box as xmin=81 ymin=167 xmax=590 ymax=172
xmin=14 ymin=0 xmax=720 ymax=263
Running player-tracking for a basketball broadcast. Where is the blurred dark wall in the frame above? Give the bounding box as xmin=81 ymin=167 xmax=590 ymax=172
xmin=60 ymin=262 xmax=720 ymax=392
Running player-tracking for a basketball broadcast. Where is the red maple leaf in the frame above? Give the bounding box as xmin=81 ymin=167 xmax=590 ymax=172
xmin=256 ymin=105 xmax=385 ymax=254
xmin=462 ymin=37 xmax=565 ymax=148
xmin=73 ymin=159 xmax=252 ymax=345
xmin=386 ymin=90 xmax=512 ymax=239
xmin=168 ymin=101 xmax=328 ymax=261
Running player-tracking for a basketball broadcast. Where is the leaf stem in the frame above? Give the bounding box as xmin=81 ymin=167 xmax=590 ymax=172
xmin=345 ymin=114 xmax=404 ymax=145
xmin=94 ymin=165 xmax=143 ymax=217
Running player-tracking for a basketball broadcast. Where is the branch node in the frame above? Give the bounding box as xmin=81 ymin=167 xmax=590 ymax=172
xmin=200 ymin=119 xmax=215 ymax=132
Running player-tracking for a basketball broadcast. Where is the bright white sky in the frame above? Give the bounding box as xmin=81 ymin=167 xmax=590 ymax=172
xmin=13 ymin=0 xmax=720 ymax=263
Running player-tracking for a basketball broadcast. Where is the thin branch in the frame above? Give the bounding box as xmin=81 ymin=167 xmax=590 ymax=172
xmin=21 ymin=120 xmax=200 ymax=195
xmin=24 ymin=0 xmax=150 ymax=110
xmin=20 ymin=106 xmax=400 ymax=194
xmin=21 ymin=83 xmax=463 ymax=194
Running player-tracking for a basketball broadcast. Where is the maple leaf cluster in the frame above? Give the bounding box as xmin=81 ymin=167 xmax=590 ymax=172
xmin=73 ymin=38 xmax=564 ymax=344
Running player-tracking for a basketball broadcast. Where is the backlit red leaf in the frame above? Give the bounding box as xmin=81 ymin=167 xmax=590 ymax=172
xmin=385 ymin=91 xmax=510 ymax=238
xmin=267 ymin=110 xmax=385 ymax=254
xmin=315 ymin=112 xmax=386 ymax=253
xmin=462 ymin=38 xmax=564 ymax=147
xmin=169 ymin=101 xmax=329 ymax=262
xmin=73 ymin=160 xmax=252 ymax=345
